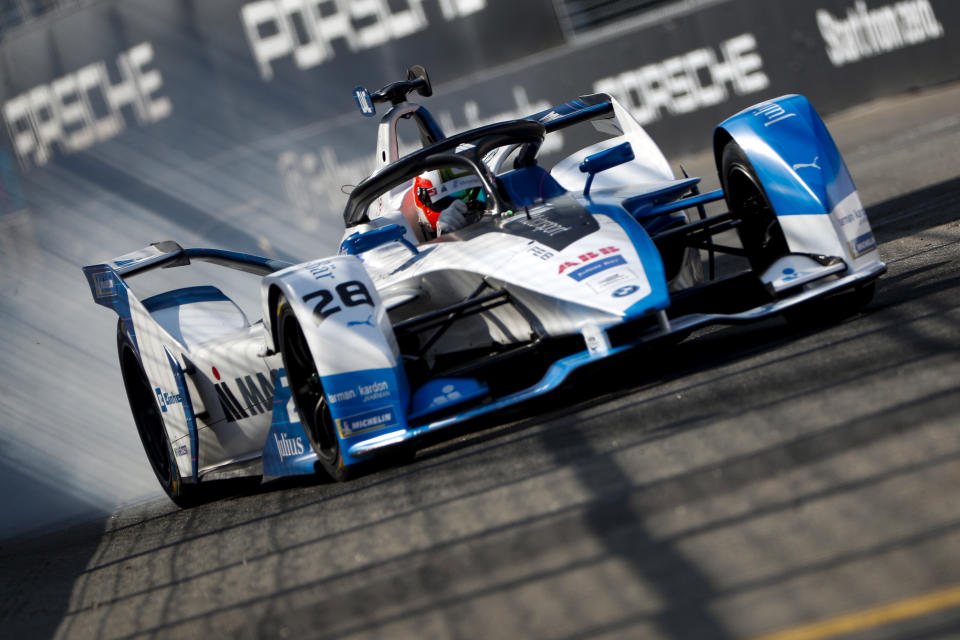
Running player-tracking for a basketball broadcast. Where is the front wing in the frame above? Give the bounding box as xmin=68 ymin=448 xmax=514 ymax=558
xmin=266 ymin=258 xmax=884 ymax=468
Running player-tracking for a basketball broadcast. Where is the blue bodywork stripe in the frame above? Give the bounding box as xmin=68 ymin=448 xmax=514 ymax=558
xmin=350 ymin=344 xmax=634 ymax=456
xmin=320 ymin=366 xmax=409 ymax=466
xmin=143 ymin=286 xmax=230 ymax=312
xmin=645 ymin=189 xmax=725 ymax=217
xmin=262 ymin=368 xmax=318 ymax=477
xmin=716 ymin=95 xmax=856 ymax=216
xmin=82 ymin=264 xmax=137 ymax=353
xmin=164 ymin=347 xmax=199 ymax=483
xmin=584 ymin=202 xmax=670 ymax=318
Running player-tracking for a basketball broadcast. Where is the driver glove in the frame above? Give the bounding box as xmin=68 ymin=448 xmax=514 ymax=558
xmin=436 ymin=199 xmax=469 ymax=236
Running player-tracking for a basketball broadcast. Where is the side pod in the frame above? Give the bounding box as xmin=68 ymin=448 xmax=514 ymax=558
xmin=714 ymin=95 xmax=881 ymax=269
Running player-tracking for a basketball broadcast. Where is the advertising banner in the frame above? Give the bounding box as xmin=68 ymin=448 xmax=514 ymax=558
xmin=0 ymin=0 xmax=957 ymax=249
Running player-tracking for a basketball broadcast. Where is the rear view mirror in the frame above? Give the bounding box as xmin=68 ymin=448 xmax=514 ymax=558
xmin=340 ymin=224 xmax=417 ymax=256
xmin=579 ymin=141 xmax=634 ymax=175
xmin=579 ymin=141 xmax=635 ymax=197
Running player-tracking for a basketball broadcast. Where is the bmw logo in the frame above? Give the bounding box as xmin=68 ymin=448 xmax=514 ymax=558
xmin=612 ymin=285 xmax=639 ymax=298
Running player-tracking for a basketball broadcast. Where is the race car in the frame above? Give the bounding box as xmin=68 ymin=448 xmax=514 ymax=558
xmin=83 ymin=66 xmax=884 ymax=504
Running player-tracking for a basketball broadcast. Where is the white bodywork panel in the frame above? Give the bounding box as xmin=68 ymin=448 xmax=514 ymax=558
xmin=551 ymin=98 xmax=675 ymax=191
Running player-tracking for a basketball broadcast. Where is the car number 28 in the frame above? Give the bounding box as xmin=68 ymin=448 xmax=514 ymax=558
xmin=303 ymin=281 xmax=373 ymax=323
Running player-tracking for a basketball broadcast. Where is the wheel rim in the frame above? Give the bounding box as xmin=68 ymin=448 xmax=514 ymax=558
xmin=121 ymin=347 xmax=173 ymax=487
xmin=279 ymin=312 xmax=339 ymax=464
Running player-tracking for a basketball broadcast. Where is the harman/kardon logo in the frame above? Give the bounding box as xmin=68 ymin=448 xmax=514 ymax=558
xmin=817 ymin=0 xmax=945 ymax=67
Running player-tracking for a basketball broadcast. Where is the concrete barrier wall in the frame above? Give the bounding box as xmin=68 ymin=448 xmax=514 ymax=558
xmin=0 ymin=0 xmax=956 ymax=538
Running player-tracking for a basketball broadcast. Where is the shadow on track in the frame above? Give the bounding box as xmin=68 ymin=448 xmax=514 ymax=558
xmin=4 ymin=179 xmax=958 ymax=639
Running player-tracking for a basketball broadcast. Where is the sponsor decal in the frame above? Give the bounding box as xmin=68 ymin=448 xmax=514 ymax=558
xmin=817 ymin=0 xmax=945 ymax=67
xmin=92 ymin=271 xmax=117 ymax=300
xmin=612 ymin=285 xmax=640 ymax=298
xmin=831 ymin=191 xmax=876 ymax=260
xmin=506 ymin=210 xmax=572 ymax=237
xmin=2 ymin=42 xmax=171 ymax=170
xmin=432 ymin=384 xmax=463 ymax=406
xmin=593 ymin=33 xmax=768 ymax=126
xmin=174 ymin=444 xmax=189 ymax=457
xmin=273 ymin=433 xmax=305 ymax=459
xmin=328 ymin=388 xmax=358 ymax=404
xmin=568 ymin=255 xmax=627 ymax=282
xmin=752 ymin=101 xmax=796 ymax=127
xmin=781 ymin=267 xmax=801 ymax=282
xmin=154 ymin=388 xmax=183 ymax=413
xmin=215 ymin=369 xmax=278 ymax=422
xmin=851 ymin=231 xmax=878 ymax=257
xmin=585 ymin=268 xmax=637 ymax=295
xmin=359 ymin=380 xmax=391 ymax=401
xmin=242 ymin=0 xmax=487 ymax=80
xmin=347 ymin=313 xmax=376 ymax=328
xmin=527 ymin=245 xmax=555 ymax=262
xmin=837 ymin=207 xmax=866 ymax=227
xmin=558 ymin=246 xmax=621 ymax=274
xmin=327 ymin=378 xmax=391 ymax=405
xmin=793 ymin=156 xmax=821 ymax=172
xmin=338 ymin=406 xmax=397 ymax=437
xmin=307 ymin=260 xmax=336 ymax=281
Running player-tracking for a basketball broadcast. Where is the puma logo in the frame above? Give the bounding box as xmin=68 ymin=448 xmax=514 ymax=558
xmin=348 ymin=314 xmax=375 ymax=328
xmin=792 ymin=156 xmax=820 ymax=171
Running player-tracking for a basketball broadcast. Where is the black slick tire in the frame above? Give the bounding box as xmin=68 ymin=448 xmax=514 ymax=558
xmin=117 ymin=321 xmax=200 ymax=507
xmin=276 ymin=298 xmax=353 ymax=482
xmin=720 ymin=140 xmax=790 ymax=275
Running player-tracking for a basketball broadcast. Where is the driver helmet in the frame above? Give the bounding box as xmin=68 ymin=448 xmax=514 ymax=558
xmin=413 ymin=166 xmax=486 ymax=230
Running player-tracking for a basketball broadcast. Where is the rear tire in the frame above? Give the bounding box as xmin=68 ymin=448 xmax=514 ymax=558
xmin=276 ymin=298 xmax=353 ymax=482
xmin=117 ymin=322 xmax=201 ymax=507
xmin=720 ymin=141 xmax=789 ymax=275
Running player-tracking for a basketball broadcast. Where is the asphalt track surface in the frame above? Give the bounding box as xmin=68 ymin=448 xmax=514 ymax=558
xmin=2 ymin=84 xmax=960 ymax=640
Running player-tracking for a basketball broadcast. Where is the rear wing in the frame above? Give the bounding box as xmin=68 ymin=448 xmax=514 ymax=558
xmin=526 ymin=93 xmax=615 ymax=133
xmin=81 ymin=241 xmax=293 ymax=310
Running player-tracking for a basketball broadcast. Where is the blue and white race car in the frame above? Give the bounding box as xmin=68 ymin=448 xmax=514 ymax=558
xmin=83 ymin=67 xmax=884 ymax=504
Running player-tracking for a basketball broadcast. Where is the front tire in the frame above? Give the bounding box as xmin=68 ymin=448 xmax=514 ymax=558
xmin=276 ymin=298 xmax=352 ymax=482
xmin=117 ymin=322 xmax=200 ymax=507
xmin=721 ymin=140 xmax=789 ymax=274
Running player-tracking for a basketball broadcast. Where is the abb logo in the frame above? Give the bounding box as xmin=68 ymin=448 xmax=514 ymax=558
xmin=558 ymin=247 xmax=620 ymax=274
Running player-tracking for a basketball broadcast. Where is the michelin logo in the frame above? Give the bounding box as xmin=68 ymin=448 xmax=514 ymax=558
xmin=339 ymin=407 xmax=396 ymax=436
xmin=852 ymin=231 xmax=878 ymax=257
xmin=817 ymin=0 xmax=945 ymax=67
